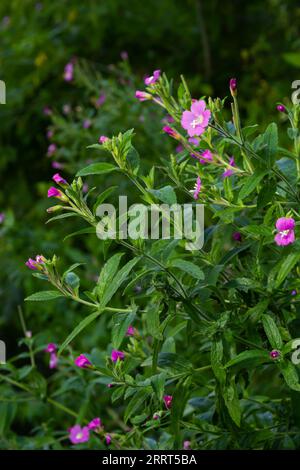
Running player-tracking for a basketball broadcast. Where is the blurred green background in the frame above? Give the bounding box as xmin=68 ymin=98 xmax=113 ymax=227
xmin=1 ymin=0 xmax=300 ymax=447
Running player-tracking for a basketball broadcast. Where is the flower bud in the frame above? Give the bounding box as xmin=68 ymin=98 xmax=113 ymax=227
xmin=229 ymin=78 xmax=237 ymax=97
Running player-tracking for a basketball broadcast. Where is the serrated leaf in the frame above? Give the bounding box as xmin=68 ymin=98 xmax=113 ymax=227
xmin=274 ymin=252 xmax=300 ymax=289
xmin=25 ymin=291 xmax=64 ymax=302
xmin=262 ymin=314 xmax=283 ymax=349
xmin=76 ymin=163 xmax=117 ymax=177
xmin=124 ymin=389 xmax=150 ymax=423
xmin=278 ymin=360 xmax=300 ymax=391
xmin=211 ymin=339 xmax=226 ymax=383
xmin=225 ymin=349 xmax=270 ymax=369
xmin=238 ymin=172 xmax=266 ymax=200
xmin=169 ymin=259 xmax=204 ymax=280
xmin=149 ymin=185 xmax=177 ymax=205
xmin=112 ymin=311 xmax=136 ymax=349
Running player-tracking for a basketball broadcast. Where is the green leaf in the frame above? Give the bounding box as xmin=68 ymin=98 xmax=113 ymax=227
xmin=99 ymin=257 xmax=140 ymax=308
xmin=146 ymin=302 xmax=163 ymax=340
xmin=46 ymin=213 xmax=78 ymax=224
xmin=241 ymin=225 xmax=272 ymax=238
xmin=225 ymin=277 xmax=260 ymax=292
xmin=274 ymin=252 xmax=300 ymax=289
xmin=238 ymin=172 xmax=266 ymax=200
xmin=211 ymin=339 xmax=226 ymax=383
xmin=278 ymin=361 xmax=300 ymax=391
xmin=93 ymin=186 xmax=117 ymax=213
xmin=63 ymin=227 xmax=95 ymax=242
xmin=149 ymin=185 xmax=177 ymax=205
xmin=97 ymin=253 xmax=124 ymax=301
xmin=25 ymin=291 xmax=64 ymax=302
xmin=76 ymin=163 xmax=117 ymax=177
xmin=58 ymin=310 xmax=101 ymax=355
xmin=245 ymin=299 xmax=269 ymax=323
xmin=151 ymin=372 xmax=167 ymax=401
xmin=262 ymin=314 xmax=283 ymax=349
xmin=112 ymin=311 xmax=136 ymax=349
xmin=124 ymin=389 xmax=150 ymax=423
xmin=282 ymin=52 xmax=300 ymax=68
xmin=223 ymin=379 xmax=241 ymax=427
xmin=126 ymin=146 xmax=140 ymax=174
xmin=263 ymin=123 xmax=278 ymax=168
xmin=225 ymin=350 xmax=270 ymax=369
xmin=169 ymin=259 xmax=204 ymax=280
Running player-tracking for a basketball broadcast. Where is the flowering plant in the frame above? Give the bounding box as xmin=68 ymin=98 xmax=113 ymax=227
xmin=3 ymin=70 xmax=300 ymax=450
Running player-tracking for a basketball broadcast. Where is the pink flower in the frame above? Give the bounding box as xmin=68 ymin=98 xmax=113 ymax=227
xmin=105 ymin=434 xmax=112 ymax=445
xmin=52 ymin=173 xmax=67 ymax=185
xmin=45 ymin=343 xmax=57 ymax=353
xmin=176 ymin=144 xmax=184 ymax=153
xmin=64 ymin=62 xmax=74 ymax=82
xmin=25 ymin=255 xmax=45 ymax=270
xmin=47 ymin=187 xmax=63 ymax=198
xmin=83 ymin=119 xmax=91 ymax=129
xmin=49 ymin=352 xmax=58 ymax=369
xmin=277 ymin=104 xmax=286 ymax=113
xmin=126 ymin=326 xmax=135 ymax=337
xmin=232 ymin=231 xmax=242 ymax=242
xmin=96 ymin=94 xmax=106 ymax=107
xmin=69 ymin=424 xmax=90 ymax=444
xmin=0 ymin=213 xmax=5 ymax=224
xmin=121 ymin=51 xmax=128 ymax=61
xmin=99 ymin=135 xmax=109 ymax=144
xmin=292 ymin=289 xmax=297 ymax=296
xmin=47 ymin=143 xmax=57 ymax=157
xmin=229 ymin=78 xmax=237 ymax=96
xmin=111 ymin=349 xmax=125 ymax=363
xmin=222 ymin=157 xmax=235 ymax=178
xmin=181 ymin=100 xmax=211 ymax=137
xmin=88 ymin=417 xmax=102 ymax=430
xmin=183 ymin=440 xmax=191 ymax=450
xmin=193 ymin=176 xmax=201 ymax=200
xmin=25 ymin=331 xmax=32 ymax=338
xmin=74 ymin=354 xmax=92 ymax=368
xmin=47 ymin=130 xmax=54 ymax=139
xmin=162 ymin=126 xmax=180 ymax=140
xmin=62 ymin=104 xmax=71 ymax=115
xmin=163 ymin=395 xmax=173 ymax=409
xmin=51 ymin=161 xmax=64 ymax=170
xmin=43 ymin=106 xmax=52 ymax=116
xmin=269 ymin=350 xmax=280 ymax=359
xmin=188 ymin=137 xmax=200 ymax=146
xmin=199 ymin=149 xmax=213 ymax=164
xmin=274 ymin=217 xmax=295 ymax=246
xmin=135 ymin=90 xmax=152 ymax=102
xmin=144 ymin=69 xmax=161 ymax=85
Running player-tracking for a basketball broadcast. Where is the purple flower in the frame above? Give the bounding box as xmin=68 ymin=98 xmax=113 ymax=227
xmin=88 ymin=417 xmax=102 ymax=430
xmin=96 ymin=94 xmax=106 ymax=107
xmin=126 ymin=326 xmax=135 ymax=337
xmin=43 ymin=106 xmax=52 ymax=116
xmin=45 ymin=343 xmax=57 ymax=353
xmin=153 ymin=413 xmax=160 ymax=420
xmin=135 ymin=90 xmax=152 ymax=102
xmin=193 ymin=176 xmax=201 ymax=200
xmin=188 ymin=137 xmax=200 ymax=146
xmin=181 ymin=100 xmax=211 ymax=137
xmin=233 ymin=231 xmax=242 ymax=242
xmin=163 ymin=395 xmax=173 ymax=409
xmin=52 ymin=161 xmax=64 ymax=170
xmin=47 ymin=130 xmax=54 ymax=139
xmin=99 ymin=135 xmax=109 ymax=144
xmin=107 ymin=383 xmax=114 ymax=388
xmin=74 ymin=354 xmax=92 ymax=368
xmin=230 ymin=78 xmax=237 ymax=96
xmin=69 ymin=424 xmax=90 ymax=444
xmin=47 ymin=187 xmax=63 ymax=199
xmin=269 ymin=350 xmax=280 ymax=359
xmin=0 ymin=213 xmax=5 ymax=224
xmin=291 ymin=289 xmax=297 ymax=296
xmin=222 ymin=157 xmax=235 ymax=178
xmin=274 ymin=217 xmax=295 ymax=246
xmin=52 ymin=173 xmax=67 ymax=185
xmin=49 ymin=352 xmax=58 ymax=369
xmin=105 ymin=434 xmax=112 ymax=445
xmin=183 ymin=440 xmax=191 ymax=450
xmin=162 ymin=126 xmax=180 ymax=140
xmin=144 ymin=69 xmax=161 ymax=86
xmin=199 ymin=149 xmax=213 ymax=164
xmin=111 ymin=349 xmax=125 ymax=363
xmin=64 ymin=62 xmax=74 ymax=82
xmin=47 ymin=143 xmax=57 ymax=157
xmin=25 ymin=255 xmax=45 ymax=270
xmin=176 ymin=144 xmax=184 ymax=153
xmin=277 ymin=104 xmax=286 ymax=113
xmin=83 ymin=119 xmax=91 ymax=129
